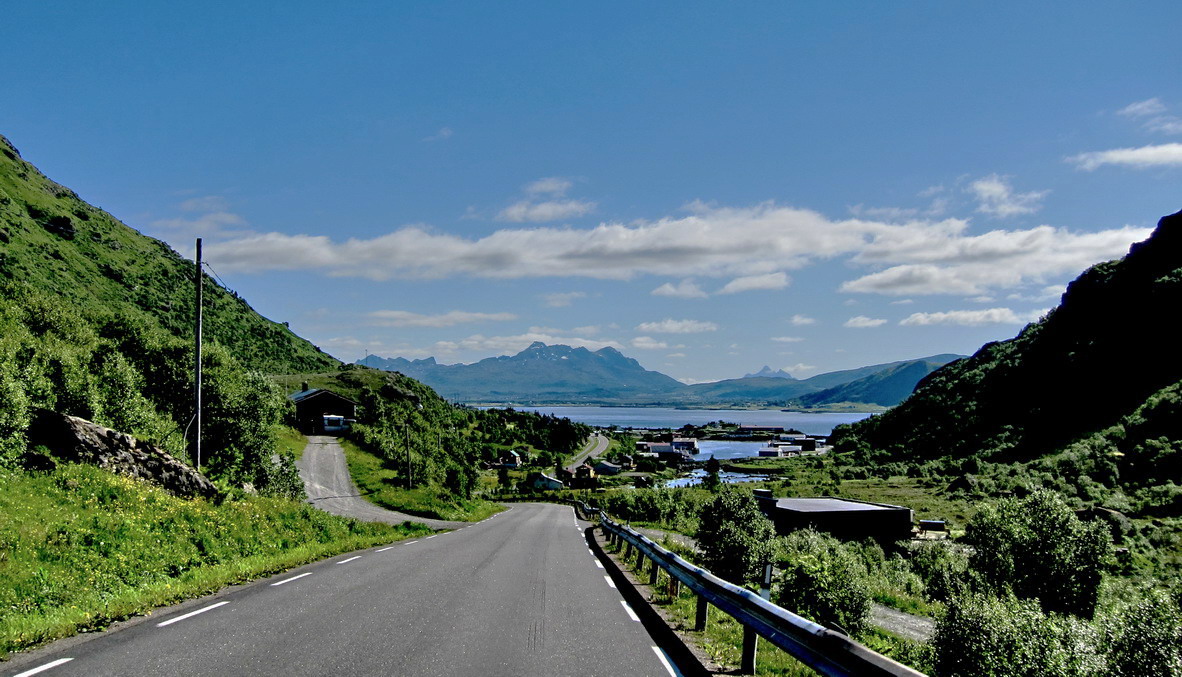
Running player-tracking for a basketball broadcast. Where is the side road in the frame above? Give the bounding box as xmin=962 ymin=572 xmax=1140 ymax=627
xmin=296 ymin=435 xmax=467 ymax=530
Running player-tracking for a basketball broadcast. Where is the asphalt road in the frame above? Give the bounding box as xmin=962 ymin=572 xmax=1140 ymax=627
xmin=566 ymin=433 xmax=610 ymax=470
xmin=297 ymin=435 xmax=466 ymax=530
xmin=6 ymin=503 xmax=684 ymax=677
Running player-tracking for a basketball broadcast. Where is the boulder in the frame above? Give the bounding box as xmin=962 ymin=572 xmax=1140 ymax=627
xmin=27 ymin=409 xmax=218 ymax=500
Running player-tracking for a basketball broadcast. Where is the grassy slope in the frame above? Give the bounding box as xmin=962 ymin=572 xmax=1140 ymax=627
xmin=0 ymin=464 xmax=429 ymax=658
xmin=0 ymin=134 xmax=337 ymax=375
xmin=338 ymin=439 xmax=502 ymax=522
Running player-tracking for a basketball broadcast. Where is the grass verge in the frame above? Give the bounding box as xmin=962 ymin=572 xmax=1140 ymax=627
xmin=276 ymin=426 xmax=309 ymax=461
xmin=338 ymin=439 xmax=503 ymax=522
xmin=0 ymin=464 xmax=430 ymax=659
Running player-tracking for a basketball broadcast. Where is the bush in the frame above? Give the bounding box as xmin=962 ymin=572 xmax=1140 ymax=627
xmin=1104 ymin=589 xmax=1182 ymax=677
xmin=965 ymin=489 xmax=1111 ymax=618
xmin=903 ymin=540 xmax=970 ymax=602
xmin=695 ymin=485 xmax=776 ymax=585
xmin=774 ymin=529 xmax=872 ymax=635
xmin=932 ymin=593 xmax=1104 ymax=677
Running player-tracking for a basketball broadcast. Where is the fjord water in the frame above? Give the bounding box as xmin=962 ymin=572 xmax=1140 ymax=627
xmin=513 ymin=406 xmax=873 ymax=436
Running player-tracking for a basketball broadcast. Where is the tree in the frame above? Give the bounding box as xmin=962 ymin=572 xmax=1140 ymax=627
xmin=1105 ymin=589 xmax=1182 ymax=677
xmin=703 ymin=454 xmax=722 ymax=492
xmin=695 ymin=485 xmax=776 ymax=584
xmin=965 ymin=489 xmax=1111 ymax=618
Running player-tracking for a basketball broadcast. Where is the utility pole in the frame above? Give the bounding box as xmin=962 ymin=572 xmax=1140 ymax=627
xmin=195 ymin=238 xmax=203 ymax=473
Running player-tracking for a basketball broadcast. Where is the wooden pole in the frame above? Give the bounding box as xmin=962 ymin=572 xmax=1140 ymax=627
xmin=194 ymin=238 xmax=202 ymax=473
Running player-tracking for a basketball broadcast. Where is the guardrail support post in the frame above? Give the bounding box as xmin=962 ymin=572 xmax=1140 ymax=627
xmin=741 ymin=626 xmax=758 ymax=674
xmin=649 ymin=559 xmax=660 ymax=585
xmin=694 ymin=595 xmax=709 ymax=631
xmin=625 ymin=542 xmax=633 ymax=559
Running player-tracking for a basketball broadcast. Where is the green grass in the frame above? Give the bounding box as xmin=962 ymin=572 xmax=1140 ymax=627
xmin=275 ymin=426 xmax=308 ymax=461
xmin=606 ymin=538 xmax=932 ymax=675
xmin=0 ymin=464 xmax=429 ymax=658
xmin=338 ymin=439 xmax=503 ymax=522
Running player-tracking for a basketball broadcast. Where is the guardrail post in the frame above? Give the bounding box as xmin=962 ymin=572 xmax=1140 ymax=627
xmin=741 ymin=626 xmax=758 ymax=674
xmin=624 ymin=542 xmax=633 ymax=559
xmin=694 ymin=595 xmax=709 ymax=631
xmin=648 ymin=558 xmax=660 ymax=585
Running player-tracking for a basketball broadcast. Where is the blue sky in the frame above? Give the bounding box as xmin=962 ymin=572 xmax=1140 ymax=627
xmin=3 ymin=2 xmax=1180 ymax=382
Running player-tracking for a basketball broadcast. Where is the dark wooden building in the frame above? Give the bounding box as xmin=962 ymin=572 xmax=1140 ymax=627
xmin=289 ymin=387 xmax=357 ymax=434
xmin=753 ymin=490 xmax=913 ymax=542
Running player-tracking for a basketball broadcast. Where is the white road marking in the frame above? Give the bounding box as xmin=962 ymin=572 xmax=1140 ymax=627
xmin=376 ymin=546 xmax=395 ymax=552
xmin=336 ymin=556 xmax=362 ymax=565
xmin=425 ymin=535 xmax=437 ymax=539
xmin=652 ymin=646 xmax=681 ymax=677
xmin=604 ymin=575 xmax=616 ymax=589
xmin=620 ymin=600 xmax=641 ymax=622
xmin=157 ymin=601 xmax=230 ymax=627
xmin=12 ymin=658 xmax=74 ymax=677
xmin=595 ymin=560 xmax=604 ymax=569
xmin=270 ymin=572 xmax=313 ymax=586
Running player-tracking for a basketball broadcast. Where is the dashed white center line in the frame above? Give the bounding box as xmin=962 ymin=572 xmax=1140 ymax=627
xmin=12 ymin=658 xmax=74 ymax=677
xmin=157 ymin=601 xmax=229 ymax=627
xmin=425 ymin=535 xmax=437 ymax=540
xmin=336 ymin=556 xmax=362 ymax=565
xmin=376 ymin=546 xmax=395 ymax=552
xmin=270 ymin=572 xmax=313 ymax=586
xmin=652 ymin=645 xmax=680 ymax=676
xmin=595 ymin=560 xmax=604 ymax=569
xmin=621 ymin=600 xmax=640 ymax=622
xmin=603 ymin=575 xmax=616 ymax=589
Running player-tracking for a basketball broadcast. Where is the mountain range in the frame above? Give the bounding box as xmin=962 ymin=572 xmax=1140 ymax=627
xmin=358 ymin=345 xmax=964 ymax=407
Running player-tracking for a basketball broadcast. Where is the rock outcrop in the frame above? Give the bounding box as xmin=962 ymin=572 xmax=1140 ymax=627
xmin=27 ymin=409 xmax=218 ymax=500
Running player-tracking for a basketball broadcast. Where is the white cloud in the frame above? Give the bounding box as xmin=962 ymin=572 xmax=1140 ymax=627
xmin=842 ymin=224 xmax=1150 ymax=295
xmin=542 ymin=291 xmax=587 ymax=307
xmin=151 ymin=197 xmax=249 ymax=239
xmin=497 ymin=199 xmax=597 ymax=223
xmin=204 ymin=201 xmax=1149 ymax=303
xmin=525 ymin=177 xmax=573 ymax=196
xmin=718 ymin=272 xmax=790 ymax=294
xmin=631 ymin=336 xmax=669 ymax=350
xmin=666 ymin=352 xmax=687 ymax=358
xmin=636 ymin=318 xmax=719 ymax=333
xmin=899 ymin=307 xmax=1047 ymax=327
xmin=784 ymin=362 xmax=818 ymax=377
xmin=969 ymin=174 xmax=1048 ymax=217
xmin=433 ymin=332 xmax=621 ymax=355
xmin=367 ymin=310 xmax=517 ymax=328
xmin=179 ymin=195 xmax=230 ymax=212
xmin=771 ymin=336 xmax=804 ymax=343
xmin=1068 ymin=143 xmax=1182 ymax=170
xmin=790 ymin=314 xmax=816 ymax=325
xmin=1118 ymin=98 xmax=1167 ymax=118
xmin=652 ymin=279 xmax=709 ymax=299
xmin=845 ymin=316 xmax=887 ymax=328
xmin=422 ymin=127 xmax=453 ymax=142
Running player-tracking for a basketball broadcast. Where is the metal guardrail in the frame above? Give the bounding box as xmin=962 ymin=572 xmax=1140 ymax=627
xmin=599 ymin=514 xmax=927 ymax=677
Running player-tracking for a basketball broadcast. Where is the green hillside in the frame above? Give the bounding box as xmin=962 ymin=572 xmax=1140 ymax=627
xmin=0 ymin=134 xmax=338 ymax=375
xmin=832 ymin=209 xmax=1182 ymax=519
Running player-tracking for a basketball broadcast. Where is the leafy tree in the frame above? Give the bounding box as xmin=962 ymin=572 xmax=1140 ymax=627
xmin=703 ymin=454 xmax=722 ymax=492
xmin=965 ymin=489 xmax=1111 ymax=618
xmin=774 ymin=529 xmax=871 ymax=634
xmin=695 ymin=485 xmax=776 ymax=584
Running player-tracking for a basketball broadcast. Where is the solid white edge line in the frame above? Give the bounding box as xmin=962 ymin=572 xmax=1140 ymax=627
xmin=376 ymin=546 xmax=395 ymax=552
xmin=603 ymin=575 xmax=616 ymax=589
xmin=651 ymin=645 xmax=678 ymax=677
xmin=270 ymin=572 xmax=313 ymax=586
xmin=12 ymin=658 xmax=74 ymax=677
xmin=620 ymin=600 xmax=640 ymax=622
xmin=336 ymin=556 xmax=362 ymax=564
xmin=157 ymin=601 xmax=230 ymax=627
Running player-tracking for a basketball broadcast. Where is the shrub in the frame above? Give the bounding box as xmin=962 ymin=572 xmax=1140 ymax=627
xmin=1104 ymin=589 xmax=1182 ymax=677
xmin=695 ymin=485 xmax=776 ymax=584
xmin=965 ymin=489 xmax=1111 ymax=618
xmin=932 ymin=593 xmax=1104 ymax=677
xmin=774 ymin=529 xmax=872 ymax=635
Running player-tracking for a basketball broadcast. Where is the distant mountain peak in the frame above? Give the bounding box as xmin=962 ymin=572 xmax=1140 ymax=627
xmin=744 ymin=365 xmax=796 ymax=380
